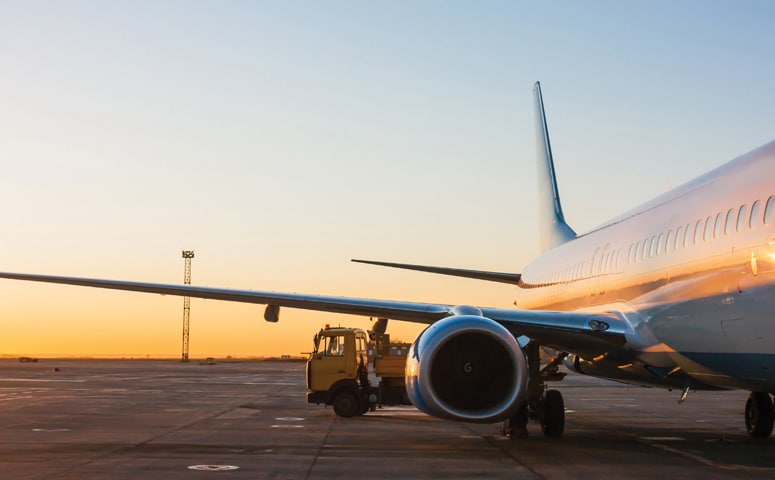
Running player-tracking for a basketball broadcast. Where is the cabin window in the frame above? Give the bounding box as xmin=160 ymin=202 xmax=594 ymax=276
xmin=765 ymin=196 xmax=775 ymax=225
xmin=650 ymin=235 xmax=658 ymax=257
xmin=642 ymin=239 xmax=650 ymax=260
xmin=724 ymin=208 xmax=735 ymax=235
xmin=657 ymin=233 xmax=665 ymax=255
xmin=665 ymin=230 xmax=674 ymax=253
xmin=737 ymin=204 xmax=748 ymax=232
xmin=674 ymin=227 xmax=682 ymax=250
xmin=703 ymin=216 xmax=713 ymax=242
xmin=714 ymin=212 xmax=724 ymax=238
xmin=683 ymin=223 xmax=691 ymax=247
xmin=632 ymin=243 xmax=640 ymax=262
xmin=750 ymin=200 xmax=761 ymax=228
xmin=694 ymin=220 xmax=703 ymax=244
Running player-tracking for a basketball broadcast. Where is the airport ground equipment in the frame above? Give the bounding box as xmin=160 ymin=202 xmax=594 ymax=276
xmin=306 ymin=326 xmax=411 ymax=417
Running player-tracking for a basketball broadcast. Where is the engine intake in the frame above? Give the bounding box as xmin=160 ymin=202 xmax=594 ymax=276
xmin=406 ymin=314 xmax=528 ymax=423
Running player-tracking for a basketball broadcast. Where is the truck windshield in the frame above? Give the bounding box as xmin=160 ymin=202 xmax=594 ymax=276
xmin=320 ymin=335 xmax=344 ymax=356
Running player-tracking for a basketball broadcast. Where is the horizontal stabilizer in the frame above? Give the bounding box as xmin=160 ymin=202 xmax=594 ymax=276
xmin=351 ymin=259 xmax=521 ymax=285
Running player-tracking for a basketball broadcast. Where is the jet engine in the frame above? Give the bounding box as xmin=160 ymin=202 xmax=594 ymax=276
xmin=405 ymin=311 xmax=528 ymax=423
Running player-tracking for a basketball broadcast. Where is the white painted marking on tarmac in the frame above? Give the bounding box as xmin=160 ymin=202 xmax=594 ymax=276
xmin=640 ymin=436 xmax=685 ymax=441
xmin=271 ymin=425 xmax=304 ymax=429
xmin=367 ymin=407 xmax=424 ymax=417
xmin=32 ymin=428 xmax=71 ymax=432
xmin=565 ymin=409 xmax=576 ymax=413
xmin=275 ymin=417 xmax=305 ymax=421
xmin=460 ymin=435 xmax=482 ymax=439
xmin=0 ymin=379 xmax=84 ymax=383
xmin=188 ymin=465 xmax=240 ymax=471
xmin=0 ymin=396 xmax=34 ymax=402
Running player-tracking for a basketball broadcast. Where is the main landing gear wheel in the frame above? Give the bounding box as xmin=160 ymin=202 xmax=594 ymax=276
xmin=332 ymin=390 xmax=359 ymax=418
xmin=540 ymin=389 xmax=565 ymax=437
xmin=745 ymin=391 xmax=774 ymax=438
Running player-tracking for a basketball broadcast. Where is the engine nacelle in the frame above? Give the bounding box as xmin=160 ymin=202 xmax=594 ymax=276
xmin=405 ymin=314 xmax=528 ymax=423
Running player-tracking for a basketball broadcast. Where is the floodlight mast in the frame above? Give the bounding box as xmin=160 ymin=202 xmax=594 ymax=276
xmin=181 ymin=250 xmax=195 ymax=362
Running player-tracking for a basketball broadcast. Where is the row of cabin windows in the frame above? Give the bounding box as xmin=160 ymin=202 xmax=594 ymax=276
xmin=627 ymin=195 xmax=775 ymax=264
xmin=536 ymin=194 xmax=775 ymax=288
xmin=541 ymin=247 xmax=623 ymax=286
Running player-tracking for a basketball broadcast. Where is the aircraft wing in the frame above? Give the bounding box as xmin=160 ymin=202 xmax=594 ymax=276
xmin=0 ymin=271 xmax=627 ymax=354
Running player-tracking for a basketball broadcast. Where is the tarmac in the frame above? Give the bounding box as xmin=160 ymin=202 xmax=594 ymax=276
xmin=1 ymin=358 xmax=773 ymax=479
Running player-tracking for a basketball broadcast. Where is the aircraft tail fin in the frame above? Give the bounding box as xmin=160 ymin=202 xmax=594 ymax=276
xmin=533 ymin=81 xmax=576 ymax=251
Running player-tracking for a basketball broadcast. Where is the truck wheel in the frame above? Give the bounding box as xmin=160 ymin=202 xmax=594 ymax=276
xmin=333 ymin=390 xmax=359 ymax=418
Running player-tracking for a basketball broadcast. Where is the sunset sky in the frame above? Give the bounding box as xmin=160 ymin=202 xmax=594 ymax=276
xmin=1 ymin=1 xmax=774 ymax=357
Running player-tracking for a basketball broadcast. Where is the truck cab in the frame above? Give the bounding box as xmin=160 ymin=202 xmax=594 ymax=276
xmin=306 ymin=325 xmax=411 ymax=417
xmin=306 ymin=327 xmax=369 ymax=417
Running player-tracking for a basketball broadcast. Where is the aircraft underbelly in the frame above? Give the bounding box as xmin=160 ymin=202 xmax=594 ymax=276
xmin=645 ymin=285 xmax=775 ymax=391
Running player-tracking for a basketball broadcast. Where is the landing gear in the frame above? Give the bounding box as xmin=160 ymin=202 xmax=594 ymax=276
xmin=504 ymin=342 xmax=567 ymax=439
xmin=503 ymin=405 xmax=528 ymax=439
xmin=540 ymin=389 xmax=565 ymax=437
xmin=745 ymin=391 xmax=774 ymax=438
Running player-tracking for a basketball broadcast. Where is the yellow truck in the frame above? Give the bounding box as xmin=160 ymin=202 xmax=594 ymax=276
xmin=306 ymin=326 xmax=411 ymax=417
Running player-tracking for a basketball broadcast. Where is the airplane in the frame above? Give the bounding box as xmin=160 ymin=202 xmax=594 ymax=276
xmin=2 ymin=82 xmax=775 ymax=439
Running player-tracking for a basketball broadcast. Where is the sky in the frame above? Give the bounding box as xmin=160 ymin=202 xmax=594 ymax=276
xmin=1 ymin=0 xmax=774 ymax=357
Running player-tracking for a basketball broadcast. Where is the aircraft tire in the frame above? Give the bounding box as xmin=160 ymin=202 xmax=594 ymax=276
xmin=745 ymin=391 xmax=774 ymax=438
xmin=540 ymin=389 xmax=565 ymax=437
xmin=332 ymin=390 xmax=359 ymax=418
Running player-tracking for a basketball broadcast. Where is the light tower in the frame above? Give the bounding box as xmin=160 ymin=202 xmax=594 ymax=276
xmin=181 ymin=250 xmax=195 ymax=362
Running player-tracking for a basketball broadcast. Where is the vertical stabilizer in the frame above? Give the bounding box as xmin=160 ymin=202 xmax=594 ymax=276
xmin=533 ymin=82 xmax=576 ymax=251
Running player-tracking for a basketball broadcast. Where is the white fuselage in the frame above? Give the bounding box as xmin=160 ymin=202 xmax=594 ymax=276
xmin=516 ymin=140 xmax=775 ymax=392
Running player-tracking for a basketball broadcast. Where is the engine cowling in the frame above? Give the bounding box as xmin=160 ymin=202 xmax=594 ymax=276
xmin=405 ymin=314 xmax=528 ymax=423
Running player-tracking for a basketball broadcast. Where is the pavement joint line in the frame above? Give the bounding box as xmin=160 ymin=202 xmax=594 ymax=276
xmin=638 ymin=437 xmax=775 ymax=473
xmin=304 ymin=413 xmax=337 ymax=480
xmin=44 ymin=403 xmax=247 ymax=479
xmin=465 ymin=423 xmax=543 ymax=480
